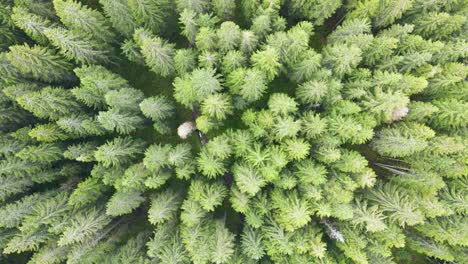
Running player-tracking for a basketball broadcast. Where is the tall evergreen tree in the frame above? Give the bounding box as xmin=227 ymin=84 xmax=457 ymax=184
xmin=7 ymin=44 xmax=74 ymax=83
xmin=134 ymin=28 xmax=175 ymax=77
xmin=99 ymin=0 xmax=137 ymax=37
xmin=44 ymin=27 xmax=111 ymax=65
xmin=53 ymin=0 xmax=115 ymax=43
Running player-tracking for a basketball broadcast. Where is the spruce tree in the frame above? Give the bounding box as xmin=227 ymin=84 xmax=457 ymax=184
xmin=128 ymin=0 xmax=172 ymax=33
xmin=7 ymin=44 xmax=74 ymax=83
xmin=1 ymin=0 xmax=467 ymax=263
xmin=44 ymin=27 xmax=111 ymax=65
xmin=99 ymin=0 xmax=137 ymax=37
xmin=134 ymin=28 xmax=176 ymax=77
xmin=53 ymin=0 xmax=115 ymax=44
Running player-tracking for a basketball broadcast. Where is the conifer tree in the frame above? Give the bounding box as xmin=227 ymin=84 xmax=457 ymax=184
xmin=28 ymin=123 xmax=70 ymax=142
xmin=227 ymin=68 xmax=268 ymax=103
xmin=175 ymin=0 xmax=210 ymax=13
xmin=128 ymin=0 xmax=172 ymax=33
xmin=1 ymin=0 xmax=467 ymax=262
xmin=372 ymin=122 xmax=435 ymax=157
xmin=97 ymin=109 xmax=145 ymax=135
xmin=94 ymin=137 xmax=146 ymax=167
xmin=100 ymin=0 xmax=137 ymax=37
xmin=251 ymin=46 xmax=281 ymax=81
xmin=174 ymin=67 xmax=222 ymax=108
xmin=213 ymin=0 xmax=236 ymax=21
xmin=288 ymin=0 xmax=342 ymax=25
xmin=322 ymin=44 xmax=362 ymax=78
xmin=374 ymin=0 xmax=414 ymax=28
xmin=17 ymin=87 xmax=82 ymax=120
xmin=105 ymin=88 xmax=145 ymax=112
xmin=72 ymin=65 xmax=131 ymax=109
xmin=195 ymin=26 xmax=218 ymax=51
xmin=174 ymin=48 xmax=198 ymax=75
xmin=7 ymin=44 xmax=74 ymax=83
xmin=140 ymin=96 xmax=175 ymax=121
xmin=217 ymin=21 xmax=241 ymax=53
xmin=134 ymin=28 xmax=176 ymax=77
xmin=106 ymin=189 xmax=145 ymax=216
xmin=44 ymin=27 xmax=111 ymax=65
xmin=53 ymin=0 xmax=115 ymax=44
xmin=11 ymin=7 xmax=52 ymax=45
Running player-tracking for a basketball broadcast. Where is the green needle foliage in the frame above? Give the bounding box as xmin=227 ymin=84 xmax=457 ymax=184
xmin=7 ymin=44 xmax=74 ymax=83
xmin=53 ymin=0 xmax=115 ymax=44
xmin=0 ymin=0 xmax=466 ymax=263
xmin=44 ymin=27 xmax=111 ymax=65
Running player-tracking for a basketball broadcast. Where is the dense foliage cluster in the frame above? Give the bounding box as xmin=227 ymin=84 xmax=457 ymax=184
xmin=0 ymin=0 xmax=467 ymax=263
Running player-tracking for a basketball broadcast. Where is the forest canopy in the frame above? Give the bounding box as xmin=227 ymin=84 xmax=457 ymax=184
xmin=0 ymin=0 xmax=467 ymax=263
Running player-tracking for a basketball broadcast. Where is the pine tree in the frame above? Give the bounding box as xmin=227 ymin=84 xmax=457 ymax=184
xmin=28 ymin=123 xmax=70 ymax=142
xmin=374 ymin=0 xmax=414 ymax=28
xmin=361 ymin=89 xmax=410 ymax=124
xmin=189 ymin=180 xmax=227 ymax=212
xmin=289 ymin=49 xmax=322 ymax=83
xmin=17 ymin=87 xmax=82 ymax=120
xmin=174 ymin=67 xmax=222 ymax=108
xmin=148 ymin=189 xmax=182 ymax=225
xmin=174 ymin=48 xmax=198 ymax=75
xmin=140 ymin=95 xmax=175 ymax=121
xmin=0 ymin=0 xmax=466 ymax=262
xmin=217 ymin=21 xmax=241 ymax=53
xmin=94 ymin=137 xmax=146 ymax=167
xmin=251 ymin=46 xmax=281 ymax=81
xmin=97 ymin=109 xmax=144 ymax=134
xmin=134 ymin=28 xmax=176 ymax=77
xmin=10 ymin=0 xmax=55 ymax=19
xmin=58 ymin=207 xmax=112 ymax=246
xmin=288 ymin=0 xmax=342 ymax=25
xmin=175 ymin=0 xmax=210 ymax=13
xmin=413 ymin=12 xmax=465 ymax=40
xmin=179 ymin=9 xmax=198 ymax=45
xmin=201 ymin=93 xmax=233 ymax=120
xmin=11 ymin=6 xmax=52 ymax=45
xmin=16 ymin=143 xmax=64 ymax=163
xmin=0 ymin=174 xmax=34 ymax=202
xmin=232 ymin=163 xmax=266 ymax=196
xmin=227 ymin=68 xmax=268 ymax=103
xmin=429 ymin=99 xmax=467 ymax=135
xmin=198 ymin=50 xmax=219 ymax=69
xmin=105 ymin=88 xmax=145 ymax=112
xmin=7 ymin=44 xmax=74 ymax=83
xmin=72 ymin=65 xmax=131 ymax=109
xmin=100 ymin=0 xmax=137 ymax=37
xmin=328 ymin=18 xmax=371 ymax=44
xmin=63 ymin=141 xmax=98 ymax=162
xmin=372 ymin=122 xmax=435 ymax=157
xmin=240 ymin=30 xmax=258 ymax=54
xmin=322 ymin=44 xmax=362 ymax=78
xmin=106 ymin=189 xmax=145 ymax=216
xmin=0 ymin=193 xmax=46 ymax=229
xmin=212 ymin=0 xmax=236 ymax=21
xmin=197 ymin=150 xmax=226 ymax=178
xmin=128 ymin=0 xmax=172 ymax=33
xmin=195 ymin=27 xmax=218 ymax=51
xmin=0 ymin=4 xmax=17 ymax=49
xmin=53 ymin=0 xmax=115 ymax=43
xmin=57 ymin=114 xmax=93 ymax=137
xmin=367 ymin=183 xmax=425 ymax=227
xmin=121 ymin=39 xmax=146 ymax=65
xmin=44 ymin=27 xmax=111 ymax=65
xmin=68 ymin=176 xmax=110 ymax=207
xmin=296 ymin=80 xmax=329 ymax=106
xmin=222 ymin=50 xmax=246 ymax=74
